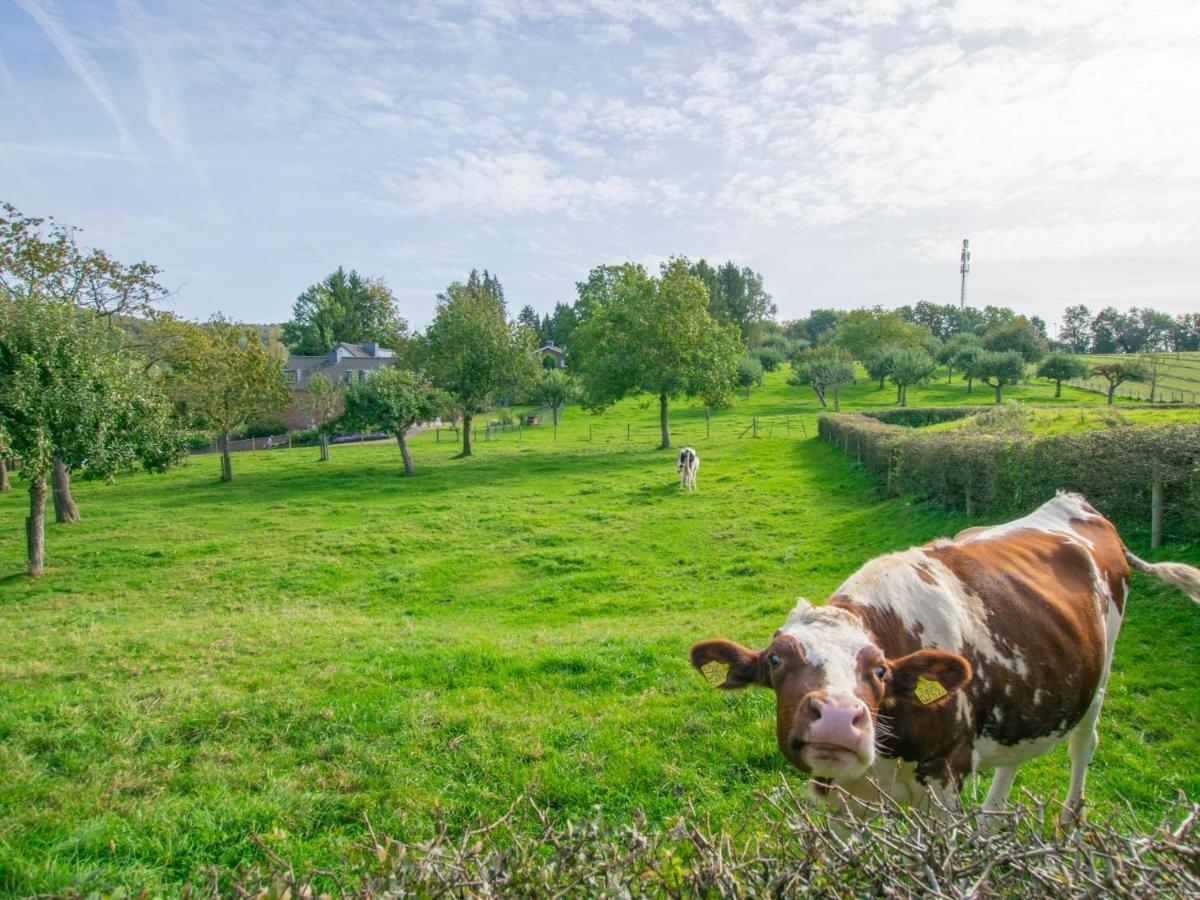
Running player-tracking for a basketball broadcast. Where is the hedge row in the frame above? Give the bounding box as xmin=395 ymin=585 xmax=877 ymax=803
xmin=818 ymin=413 xmax=1200 ymax=540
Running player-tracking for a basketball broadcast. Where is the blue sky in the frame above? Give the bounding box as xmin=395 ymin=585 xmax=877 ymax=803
xmin=3 ymin=0 xmax=1198 ymax=330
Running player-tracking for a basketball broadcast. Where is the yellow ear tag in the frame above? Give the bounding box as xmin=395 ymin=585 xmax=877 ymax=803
xmin=915 ymin=676 xmax=948 ymax=704
xmin=701 ymin=661 xmax=728 ymax=687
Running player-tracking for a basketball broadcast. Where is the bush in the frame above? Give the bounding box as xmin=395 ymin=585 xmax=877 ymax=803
xmin=756 ymin=345 xmax=785 ymax=372
xmin=232 ymin=418 xmax=288 ymax=440
xmin=219 ymin=791 xmax=1200 ymax=898
xmin=818 ymin=412 xmax=1200 ymax=539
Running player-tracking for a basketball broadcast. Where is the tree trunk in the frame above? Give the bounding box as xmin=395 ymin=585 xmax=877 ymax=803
xmin=319 ymin=433 xmax=330 ymax=461
xmin=552 ymin=404 xmax=560 ymax=426
xmin=1054 ymin=380 xmax=1062 ymax=398
xmin=966 ymin=376 xmax=974 ymax=394
xmin=27 ymin=475 xmax=47 ymax=576
xmin=833 ymin=386 xmax=841 ymax=412
xmin=0 ymin=458 xmax=9 ymax=493
xmin=659 ymin=393 xmax=670 ymax=450
xmin=947 ymin=367 xmax=953 ymax=384
xmin=52 ymin=457 xmax=80 ymax=524
xmin=877 ymin=374 xmax=886 ymax=391
xmin=221 ymin=431 xmax=233 ymax=481
xmin=1106 ymin=383 xmax=1115 ymax=404
xmin=814 ymin=385 xmax=827 ymax=407
xmin=900 ymin=384 xmax=908 ymax=407
xmin=461 ymin=414 xmax=473 ymax=456
xmin=397 ymin=430 xmax=415 ymax=476
xmin=994 ymin=384 xmax=1003 ymax=404
xmin=896 ymin=383 xmax=903 ymax=404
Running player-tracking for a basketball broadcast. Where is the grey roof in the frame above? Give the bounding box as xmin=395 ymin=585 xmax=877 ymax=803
xmin=285 ymin=342 xmax=397 ymax=388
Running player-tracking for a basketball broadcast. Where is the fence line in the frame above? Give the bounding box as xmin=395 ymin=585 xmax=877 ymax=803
xmin=1067 ymin=377 xmax=1200 ymax=404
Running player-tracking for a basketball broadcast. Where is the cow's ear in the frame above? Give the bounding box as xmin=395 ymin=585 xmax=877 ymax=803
xmin=690 ymin=639 xmax=767 ymax=690
xmin=886 ymin=649 xmax=971 ymax=706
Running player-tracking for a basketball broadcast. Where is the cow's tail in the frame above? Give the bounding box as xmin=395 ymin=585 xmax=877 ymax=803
xmin=1125 ymin=550 xmax=1200 ymax=604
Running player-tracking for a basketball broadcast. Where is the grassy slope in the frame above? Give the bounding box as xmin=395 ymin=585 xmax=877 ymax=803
xmin=1077 ymin=351 xmax=1200 ymax=401
xmin=1 ymin=369 xmax=1197 ymax=894
xmin=925 ymin=405 xmax=1200 ymax=435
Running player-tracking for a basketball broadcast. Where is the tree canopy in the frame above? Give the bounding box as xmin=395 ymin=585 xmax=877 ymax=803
xmin=422 ymin=269 xmax=535 ymax=457
xmin=339 ymin=367 xmax=442 ymax=475
xmin=1036 ymin=353 xmax=1088 ymax=398
xmin=789 ymin=347 xmax=855 ymax=410
xmin=571 ymin=259 xmax=741 ymax=449
xmin=282 ymin=267 xmax=408 ymax=355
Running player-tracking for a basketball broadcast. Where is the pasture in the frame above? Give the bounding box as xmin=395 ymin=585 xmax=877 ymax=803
xmin=2 ymin=370 xmax=1198 ymax=894
xmin=1076 ymin=351 xmax=1200 ymax=403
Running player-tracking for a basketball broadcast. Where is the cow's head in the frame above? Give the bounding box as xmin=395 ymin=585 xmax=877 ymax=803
xmin=690 ymin=600 xmax=971 ymax=781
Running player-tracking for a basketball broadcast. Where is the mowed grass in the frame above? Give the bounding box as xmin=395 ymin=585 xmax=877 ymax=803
xmin=1 ymin=369 xmax=1198 ymax=894
xmin=1077 ymin=351 xmax=1200 ymax=402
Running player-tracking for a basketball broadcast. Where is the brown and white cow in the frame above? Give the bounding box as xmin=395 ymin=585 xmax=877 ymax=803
xmin=691 ymin=493 xmax=1200 ymax=821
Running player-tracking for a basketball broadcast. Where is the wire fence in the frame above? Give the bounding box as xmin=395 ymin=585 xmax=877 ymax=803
xmin=1067 ymin=377 xmax=1200 ymax=403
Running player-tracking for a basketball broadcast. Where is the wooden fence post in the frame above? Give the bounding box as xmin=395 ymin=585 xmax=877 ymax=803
xmin=753 ymin=417 xmax=758 ymax=438
xmin=1151 ymin=478 xmax=1164 ymax=550
xmin=626 ymin=423 xmax=630 ymax=441
xmin=705 ymin=407 xmax=711 ymax=440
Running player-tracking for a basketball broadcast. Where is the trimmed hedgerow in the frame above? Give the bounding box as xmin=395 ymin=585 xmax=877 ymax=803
xmin=818 ymin=412 xmax=1200 ymax=539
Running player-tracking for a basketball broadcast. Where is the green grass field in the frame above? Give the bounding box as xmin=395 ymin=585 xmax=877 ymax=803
xmin=926 ymin=405 xmax=1200 ymax=435
xmin=2 ymin=369 xmax=1198 ymax=894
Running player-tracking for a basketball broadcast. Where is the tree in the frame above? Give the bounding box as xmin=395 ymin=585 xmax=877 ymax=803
xmin=1059 ymin=305 xmax=1093 ymax=353
xmin=1171 ymin=313 xmax=1200 ymax=351
xmin=339 ymin=368 xmax=441 ymax=476
xmin=1036 ymin=353 xmax=1088 ymax=398
xmin=836 ymin=307 xmax=929 ymax=361
xmin=1139 ymin=352 xmax=1169 ymax=403
xmin=974 ymin=351 xmax=1026 ymax=404
xmin=756 ymin=344 xmax=784 ymax=372
xmin=689 ymin=260 xmax=776 ymax=345
xmin=789 ymin=347 xmax=855 ymax=410
xmin=1090 ymin=360 xmax=1145 ymax=404
xmin=981 ymin=317 xmax=1048 ymax=362
xmin=887 ymin=348 xmax=937 ymax=407
xmin=938 ymin=332 xmax=982 ymax=383
xmin=532 ymin=368 xmax=577 ymax=426
xmin=282 ymin=267 xmax=408 ymax=355
xmin=423 ymin=269 xmax=535 ymax=458
xmin=1119 ymin=308 xmax=1175 ymax=354
xmin=297 ymin=372 xmax=340 ymax=461
xmin=0 ymin=423 xmax=10 ymax=493
xmin=736 ymin=353 xmax=764 ymax=399
xmin=571 ymin=259 xmax=741 ymax=450
xmin=517 ymin=304 xmax=541 ymax=334
xmin=168 ymin=317 xmax=289 ymax=481
xmin=956 ymin=345 xmax=985 ymax=394
xmin=1090 ymin=307 xmax=1123 ymax=354
xmin=547 ymin=302 xmax=578 ymax=348
xmin=0 ymin=201 xmax=167 ymax=316
xmin=0 ymin=296 xmax=184 ymax=575
xmin=864 ymin=345 xmax=899 ymax=391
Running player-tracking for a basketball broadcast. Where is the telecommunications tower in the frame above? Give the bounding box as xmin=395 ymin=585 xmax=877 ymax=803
xmin=959 ymin=238 xmax=971 ymax=309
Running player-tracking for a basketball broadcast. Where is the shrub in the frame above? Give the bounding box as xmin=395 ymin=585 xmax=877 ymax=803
xmin=219 ymin=791 xmax=1200 ymax=898
xmin=756 ymin=344 xmax=784 ymax=372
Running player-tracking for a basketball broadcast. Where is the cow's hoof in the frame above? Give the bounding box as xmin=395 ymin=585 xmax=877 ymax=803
xmin=1058 ymin=799 xmax=1085 ymax=829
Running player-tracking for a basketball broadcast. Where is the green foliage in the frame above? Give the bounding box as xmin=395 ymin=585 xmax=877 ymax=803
xmin=296 ymin=372 xmax=340 ymax=434
xmin=982 ymin=317 xmax=1049 ymax=362
xmin=167 ymin=317 xmax=290 ymax=452
xmin=1037 ymin=353 xmax=1089 ymax=396
xmin=531 ymin=368 xmax=578 ymax=424
xmin=0 ymin=201 xmax=166 ymax=316
xmin=836 ymin=307 xmax=930 ymax=361
xmin=887 ymin=348 xmax=937 ymax=406
xmin=422 ymin=269 xmax=536 ymax=445
xmin=0 ymin=296 xmax=183 ymax=481
xmin=735 ymin=353 xmax=764 ymax=398
xmin=1091 ymin=359 xmax=1146 ymax=403
xmin=755 ymin=344 xmax=784 ymax=372
xmin=864 ymin=344 xmax=900 ymax=390
xmin=339 ymin=368 xmax=441 ymax=441
xmin=687 ymin=259 xmax=776 ymax=345
xmin=789 ymin=347 xmax=855 ymax=409
xmin=969 ymin=350 xmax=1026 ymax=403
xmin=282 ymin=267 xmax=408 ymax=355
xmin=570 ymin=258 xmax=741 ymax=446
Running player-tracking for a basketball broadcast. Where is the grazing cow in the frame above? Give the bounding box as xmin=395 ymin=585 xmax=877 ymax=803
xmin=677 ymin=447 xmax=699 ymax=491
xmin=691 ymin=493 xmax=1200 ymax=821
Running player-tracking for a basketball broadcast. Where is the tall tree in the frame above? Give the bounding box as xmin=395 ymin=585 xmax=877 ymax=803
xmin=339 ymin=368 xmax=442 ymax=475
xmin=0 ymin=424 xmax=10 ymax=493
xmin=690 ymin=260 xmax=776 ymax=345
xmin=789 ymin=347 xmax=855 ymax=410
xmin=571 ymin=259 xmax=741 ymax=449
xmin=836 ymin=307 xmax=930 ymax=361
xmin=168 ymin=317 xmax=290 ymax=481
xmin=296 ymin=372 xmax=340 ymax=461
xmin=1036 ymin=353 xmax=1088 ymax=398
xmin=423 ymin=270 xmax=534 ymax=457
xmin=517 ymin=304 xmax=541 ymax=335
xmin=1059 ymin=305 xmax=1093 ymax=353
xmin=1090 ymin=307 xmax=1123 ymax=354
xmin=736 ymin=353 xmax=764 ymax=399
xmin=282 ymin=267 xmax=408 ymax=355
xmin=0 ymin=296 xmax=184 ymax=575
xmin=938 ymin=332 xmax=982 ymax=383
xmin=1172 ymin=313 xmax=1200 ymax=351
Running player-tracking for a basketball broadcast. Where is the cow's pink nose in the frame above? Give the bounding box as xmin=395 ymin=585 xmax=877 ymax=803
xmin=804 ymin=697 xmax=868 ymax=750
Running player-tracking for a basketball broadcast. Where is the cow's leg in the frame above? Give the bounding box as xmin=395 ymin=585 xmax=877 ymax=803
xmin=982 ymin=765 xmax=1019 ymax=812
xmin=1061 ymin=691 xmax=1104 ymax=826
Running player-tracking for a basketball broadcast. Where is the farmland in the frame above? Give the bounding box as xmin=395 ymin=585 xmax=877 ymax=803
xmin=2 ymin=370 xmax=1198 ymax=895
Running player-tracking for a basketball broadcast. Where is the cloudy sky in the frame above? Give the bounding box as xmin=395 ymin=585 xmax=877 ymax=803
xmin=2 ymin=0 xmax=1198 ymax=330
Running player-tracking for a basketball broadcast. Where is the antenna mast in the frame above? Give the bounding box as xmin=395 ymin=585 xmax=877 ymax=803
xmin=959 ymin=238 xmax=971 ymax=309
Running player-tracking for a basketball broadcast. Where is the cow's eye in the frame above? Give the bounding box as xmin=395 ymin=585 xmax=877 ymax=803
xmin=768 ymin=653 xmax=782 ymax=668
xmin=874 ymin=665 xmax=888 ymax=680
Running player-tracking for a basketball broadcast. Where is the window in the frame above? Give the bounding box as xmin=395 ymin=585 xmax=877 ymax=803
xmin=284 ymin=370 xmax=298 ymax=383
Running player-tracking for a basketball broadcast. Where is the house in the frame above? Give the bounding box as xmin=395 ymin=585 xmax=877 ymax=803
xmin=537 ymin=341 xmax=566 ymax=370
xmin=282 ymin=342 xmax=396 ymax=430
